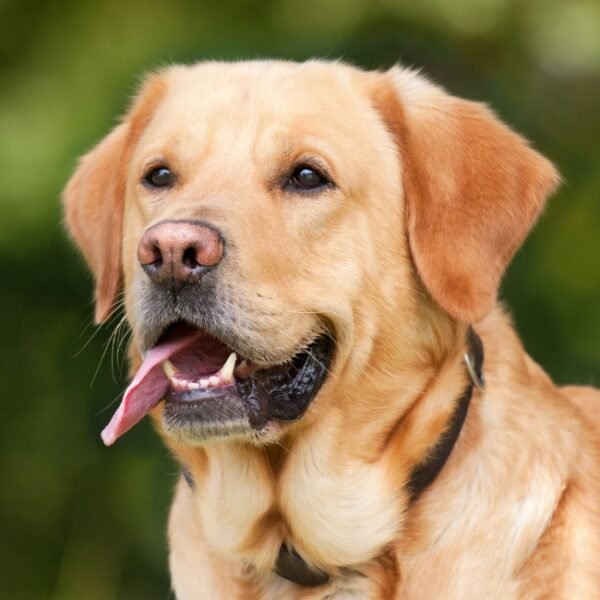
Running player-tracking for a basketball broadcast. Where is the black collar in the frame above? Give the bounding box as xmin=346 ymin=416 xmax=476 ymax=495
xmin=274 ymin=545 xmax=330 ymax=587
xmin=183 ymin=327 xmax=484 ymax=589
xmin=406 ymin=325 xmax=484 ymax=502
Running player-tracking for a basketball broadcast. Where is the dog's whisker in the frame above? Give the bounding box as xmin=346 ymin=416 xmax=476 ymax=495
xmin=117 ymin=328 xmax=134 ymax=378
xmin=109 ymin=315 xmax=130 ymax=383
xmin=87 ymin=297 xmax=144 ymax=388
xmin=77 ymin=292 xmax=125 ymax=338
xmin=95 ymin=386 xmax=128 ymax=418
xmin=73 ymin=307 xmax=123 ymax=358
xmin=73 ymin=296 xmax=127 ymax=358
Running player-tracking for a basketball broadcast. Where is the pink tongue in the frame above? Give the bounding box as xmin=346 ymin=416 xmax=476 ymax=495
xmin=101 ymin=329 xmax=203 ymax=446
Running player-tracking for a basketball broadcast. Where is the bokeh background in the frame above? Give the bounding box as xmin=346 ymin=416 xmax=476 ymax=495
xmin=1 ymin=0 xmax=599 ymax=598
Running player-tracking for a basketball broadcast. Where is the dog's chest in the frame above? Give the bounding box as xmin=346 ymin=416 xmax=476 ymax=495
xmin=194 ymin=442 xmax=402 ymax=571
xmin=278 ymin=442 xmax=402 ymax=566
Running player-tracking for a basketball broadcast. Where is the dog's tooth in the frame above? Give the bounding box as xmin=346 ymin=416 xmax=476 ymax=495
xmin=189 ymin=382 xmax=200 ymax=391
xmin=219 ymin=352 xmax=237 ymax=382
xmin=199 ymin=378 xmax=209 ymax=388
xmin=209 ymin=375 xmax=220 ymax=386
xmin=238 ymin=360 xmax=248 ymax=370
xmin=162 ymin=360 xmax=178 ymax=381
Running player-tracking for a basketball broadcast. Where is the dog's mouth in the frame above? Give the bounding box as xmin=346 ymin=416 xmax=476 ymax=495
xmin=101 ymin=322 xmax=334 ymax=445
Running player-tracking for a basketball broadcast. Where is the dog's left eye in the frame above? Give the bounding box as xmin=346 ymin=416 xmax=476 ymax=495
xmin=143 ymin=166 xmax=173 ymax=188
xmin=288 ymin=165 xmax=329 ymax=191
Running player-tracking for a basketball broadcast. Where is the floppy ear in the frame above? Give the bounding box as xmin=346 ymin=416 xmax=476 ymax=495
xmin=63 ymin=74 xmax=167 ymax=323
xmin=373 ymin=68 xmax=560 ymax=323
xmin=63 ymin=124 xmax=130 ymax=323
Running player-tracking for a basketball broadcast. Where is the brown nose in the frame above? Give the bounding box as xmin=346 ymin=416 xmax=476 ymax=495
xmin=137 ymin=220 xmax=224 ymax=286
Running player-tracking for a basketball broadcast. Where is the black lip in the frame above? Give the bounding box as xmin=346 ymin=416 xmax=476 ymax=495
xmin=162 ymin=334 xmax=334 ymax=440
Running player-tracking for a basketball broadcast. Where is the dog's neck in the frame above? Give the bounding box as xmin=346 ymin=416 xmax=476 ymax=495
xmin=163 ymin=322 xmax=480 ymax=586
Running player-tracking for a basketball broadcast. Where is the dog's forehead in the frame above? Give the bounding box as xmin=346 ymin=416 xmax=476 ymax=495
xmin=137 ymin=61 xmax=376 ymax=152
xmin=167 ymin=60 xmax=363 ymax=111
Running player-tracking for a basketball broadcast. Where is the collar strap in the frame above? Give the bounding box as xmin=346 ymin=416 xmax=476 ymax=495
xmin=274 ymin=546 xmax=330 ymax=587
xmin=181 ymin=327 xmax=484 ymax=589
xmin=406 ymin=326 xmax=484 ymax=503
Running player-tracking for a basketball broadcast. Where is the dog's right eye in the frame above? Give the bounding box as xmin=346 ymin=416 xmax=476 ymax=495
xmin=286 ymin=164 xmax=331 ymax=193
xmin=143 ymin=166 xmax=173 ymax=188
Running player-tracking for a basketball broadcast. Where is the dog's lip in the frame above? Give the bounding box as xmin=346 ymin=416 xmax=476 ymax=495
xmin=162 ymin=330 xmax=335 ymax=436
xmin=101 ymin=321 xmax=334 ymax=445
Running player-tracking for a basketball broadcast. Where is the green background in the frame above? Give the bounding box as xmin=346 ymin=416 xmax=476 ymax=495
xmin=1 ymin=0 xmax=599 ymax=598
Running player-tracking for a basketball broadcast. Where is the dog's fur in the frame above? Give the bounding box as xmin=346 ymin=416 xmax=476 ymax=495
xmin=64 ymin=60 xmax=600 ymax=598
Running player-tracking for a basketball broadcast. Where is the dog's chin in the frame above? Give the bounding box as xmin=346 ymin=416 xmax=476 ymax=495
xmin=158 ymin=406 xmax=285 ymax=447
xmin=152 ymin=322 xmax=335 ymax=446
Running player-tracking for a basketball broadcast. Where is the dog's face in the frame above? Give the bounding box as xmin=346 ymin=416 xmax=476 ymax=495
xmin=64 ymin=60 xmax=559 ymax=448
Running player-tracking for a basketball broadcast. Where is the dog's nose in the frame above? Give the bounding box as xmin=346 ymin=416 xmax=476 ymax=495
xmin=137 ymin=220 xmax=224 ymax=286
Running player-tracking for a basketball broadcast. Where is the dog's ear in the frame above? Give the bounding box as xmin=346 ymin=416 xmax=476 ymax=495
xmin=63 ymin=74 xmax=167 ymax=323
xmin=63 ymin=123 xmax=130 ymax=323
xmin=372 ymin=68 xmax=560 ymax=323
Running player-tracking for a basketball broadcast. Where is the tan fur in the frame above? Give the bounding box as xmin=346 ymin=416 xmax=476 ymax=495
xmin=64 ymin=60 xmax=600 ymax=598
xmin=63 ymin=74 xmax=167 ymax=322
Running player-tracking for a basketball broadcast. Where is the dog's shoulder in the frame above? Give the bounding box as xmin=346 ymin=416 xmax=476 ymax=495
xmin=561 ymin=385 xmax=600 ymax=426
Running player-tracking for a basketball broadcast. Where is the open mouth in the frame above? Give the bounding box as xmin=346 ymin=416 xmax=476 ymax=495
xmin=101 ymin=323 xmax=334 ymax=445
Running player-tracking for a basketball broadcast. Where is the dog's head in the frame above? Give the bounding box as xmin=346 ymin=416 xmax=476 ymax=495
xmin=64 ymin=61 xmax=559 ymax=447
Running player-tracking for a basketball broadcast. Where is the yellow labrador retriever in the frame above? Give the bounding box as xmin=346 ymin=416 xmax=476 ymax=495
xmin=64 ymin=60 xmax=600 ymax=599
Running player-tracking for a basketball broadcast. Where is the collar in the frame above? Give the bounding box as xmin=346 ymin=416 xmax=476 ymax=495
xmin=406 ymin=325 xmax=484 ymax=502
xmin=182 ymin=327 xmax=485 ymax=589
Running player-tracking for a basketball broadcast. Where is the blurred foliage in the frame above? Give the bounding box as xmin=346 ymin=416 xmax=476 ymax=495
xmin=0 ymin=0 xmax=599 ymax=598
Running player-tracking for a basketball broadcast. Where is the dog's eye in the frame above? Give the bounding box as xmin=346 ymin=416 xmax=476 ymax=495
xmin=144 ymin=166 xmax=173 ymax=188
xmin=288 ymin=166 xmax=329 ymax=191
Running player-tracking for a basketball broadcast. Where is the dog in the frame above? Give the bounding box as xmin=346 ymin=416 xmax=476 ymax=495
xmin=63 ymin=60 xmax=600 ymax=598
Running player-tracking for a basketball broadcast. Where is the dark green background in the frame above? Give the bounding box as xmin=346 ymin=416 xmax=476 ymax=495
xmin=1 ymin=0 xmax=599 ymax=598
